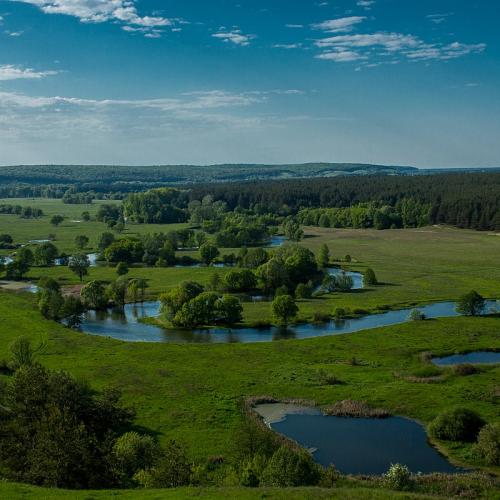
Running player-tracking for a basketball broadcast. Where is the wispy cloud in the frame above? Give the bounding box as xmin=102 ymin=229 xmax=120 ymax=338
xmin=0 ymin=89 xmax=304 ymax=143
xmin=0 ymin=64 xmax=58 ymax=80
xmin=427 ymin=13 xmax=454 ymax=25
xmin=315 ymin=32 xmax=486 ymax=64
xmin=316 ymin=50 xmax=366 ymax=62
xmin=212 ymin=29 xmax=254 ymax=46
xmin=273 ymin=43 xmax=302 ymax=49
xmin=357 ymin=1 xmax=375 ymax=10
xmin=0 ymin=89 xmax=263 ymax=111
xmin=12 ymin=0 xmax=177 ymax=37
xmin=312 ymin=16 xmax=366 ymax=33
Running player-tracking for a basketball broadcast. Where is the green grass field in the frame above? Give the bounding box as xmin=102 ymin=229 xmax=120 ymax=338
xmin=4 ymin=215 xmax=499 ymax=324
xmin=0 ymin=292 xmax=498 ymax=471
xmin=0 ymin=198 xmax=193 ymax=255
xmin=1 ymin=199 xmax=499 ymax=497
xmin=0 ymin=482 xmax=479 ymax=499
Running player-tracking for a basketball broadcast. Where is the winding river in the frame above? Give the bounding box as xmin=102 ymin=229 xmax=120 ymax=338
xmin=80 ymin=299 xmax=497 ymax=344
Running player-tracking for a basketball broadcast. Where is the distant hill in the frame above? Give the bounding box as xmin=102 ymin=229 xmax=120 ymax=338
xmin=0 ymin=163 xmax=418 ymax=187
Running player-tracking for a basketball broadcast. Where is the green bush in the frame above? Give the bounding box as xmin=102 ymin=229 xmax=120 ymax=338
xmin=383 ymin=463 xmax=413 ymax=491
xmin=411 ymin=366 xmax=442 ymax=378
xmin=133 ymin=440 xmax=191 ymax=488
xmin=260 ymin=446 xmax=320 ymax=487
xmin=333 ymin=307 xmax=349 ymax=320
xmin=312 ymin=312 xmax=330 ymax=323
xmin=453 ymin=364 xmax=479 ymax=376
xmin=364 ymin=267 xmax=378 ymax=286
xmin=429 ymin=408 xmax=485 ymax=442
xmin=113 ymin=432 xmax=159 ymax=486
xmin=474 ymin=423 xmax=500 ymax=465
xmin=408 ymin=308 xmax=426 ymax=321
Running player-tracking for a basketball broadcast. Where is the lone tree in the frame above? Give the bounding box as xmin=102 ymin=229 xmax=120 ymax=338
xmin=127 ymin=278 xmax=148 ymax=303
xmin=199 ymin=243 xmax=219 ymax=266
xmin=116 ymin=262 xmax=129 ymax=276
xmin=80 ymin=280 xmax=107 ymax=309
xmin=68 ymin=254 xmax=90 ymax=282
xmin=272 ymin=294 xmax=299 ymax=326
xmin=50 ymin=214 xmax=64 ymax=227
xmin=34 ymin=242 xmax=58 ymax=266
xmin=107 ymin=277 xmax=129 ymax=308
xmin=364 ymin=268 xmax=378 ymax=286
xmin=283 ymin=218 xmax=304 ymax=242
xmin=317 ymin=244 xmax=330 ymax=269
xmin=456 ymin=290 xmax=485 ymax=316
xmin=75 ymin=234 xmax=89 ymax=250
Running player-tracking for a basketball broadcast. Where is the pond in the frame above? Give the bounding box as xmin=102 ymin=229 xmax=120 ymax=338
xmin=79 ymin=300 xmax=496 ymax=344
xmin=267 ymin=235 xmax=287 ymax=247
xmin=254 ymin=403 xmax=459 ymax=475
xmin=432 ymin=351 xmax=500 ymax=366
xmin=55 ymin=253 xmax=98 ymax=267
xmin=323 ymin=267 xmax=364 ymax=290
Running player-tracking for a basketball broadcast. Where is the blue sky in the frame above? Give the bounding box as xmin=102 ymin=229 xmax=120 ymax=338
xmin=0 ymin=0 xmax=498 ymax=167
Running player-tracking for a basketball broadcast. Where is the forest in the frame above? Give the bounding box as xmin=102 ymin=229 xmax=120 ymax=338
xmin=189 ymin=173 xmax=500 ymax=230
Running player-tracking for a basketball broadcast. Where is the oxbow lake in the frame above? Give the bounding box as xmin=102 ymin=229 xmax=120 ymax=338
xmin=79 ymin=300 xmax=496 ymax=344
xmin=432 ymin=351 xmax=500 ymax=366
xmin=254 ymin=403 xmax=459 ymax=475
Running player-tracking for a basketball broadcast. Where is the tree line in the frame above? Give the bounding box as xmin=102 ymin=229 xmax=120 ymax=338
xmin=189 ymin=173 xmax=500 ymax=230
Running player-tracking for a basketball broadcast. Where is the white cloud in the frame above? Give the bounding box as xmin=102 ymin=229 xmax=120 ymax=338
xmin=316 ymin=50 xmax=366 ymax=62
xmin=357 ymin=1 xmax=375 ymax=9
xmin=0 ymin=89 xmax=263 ymax=111
xmin=0 ymin=88 xmax=301 ymax=145
xmin=315 ymin=32 xmax=486 ymax=63
xmin=285 ymin=24 xmax=303 ymax=29
xmin=427 ymin=13 xmax=454 ymax=25
xmin=312 ymin=16 xmax=366 ymax=33
xmin=13 ymin=0 xmax=175 ymax=36
xmin=316 ymin=32 xmax=420 ymax=50
xmin=273 ymin=43 xmax=302 ymax=49
xmin=0 ymin=64 xmax=58 ymax=80
xmin=212 ymin=29 xmax=254 ymax=46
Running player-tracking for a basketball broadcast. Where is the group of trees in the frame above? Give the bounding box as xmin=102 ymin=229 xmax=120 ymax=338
xmin=102 ymin=230 xmax=205 ymax=267
xmin=37 ymin=278 xmax=86 ymax=327
xmin=160 ymin=281 xmax=243 ymax=328
xmin=188 ymin=173 xmax=500 ymax=231
xmin=255 ymin=244 xmax=320 ymax=294
xmin=297 ymin=200 xmax=430 ymax=229
xmin=123 ymin=188 xmax=188 ymax=224
xmin=0 ymin=342 xmax=196 ymax=489
xmin=62 ymin=190 xmax=94 ymax=204
xmin=80 ymin=277 xmax=148 ymax=309
xmin=0 ymin=203 xmax=44 ymax=219
xmin=0 ymin=233 xmax=14 ymax=249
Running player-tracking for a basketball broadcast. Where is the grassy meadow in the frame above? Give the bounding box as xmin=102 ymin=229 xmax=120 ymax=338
xmin=0 ymin=292 xmax=498 ymax=469
xmin=2 ymin=198 xmax=499 ymax=322
xmin=0 ymin=198 xmax=499 ymax=498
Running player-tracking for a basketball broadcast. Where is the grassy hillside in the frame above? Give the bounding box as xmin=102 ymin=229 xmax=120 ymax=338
xmin=0 ymin=292 xmax=498 ymax=472
xmin=0 ymin=482 xmax=453 ymax=499
xmin=0 ymin=163 xmax=417 ymax=187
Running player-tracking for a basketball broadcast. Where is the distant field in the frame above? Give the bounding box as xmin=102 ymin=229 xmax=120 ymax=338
xmin=2 ymin=199 xmax=499 ymax=321
xmin=0 ymin=198 xmax=193 ymax=255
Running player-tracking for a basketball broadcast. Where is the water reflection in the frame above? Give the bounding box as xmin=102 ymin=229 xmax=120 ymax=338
xmin=432 ymin=351 xmax=500 ymax=366
xmin=81 ymin=300 xmax=496 ymax=344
